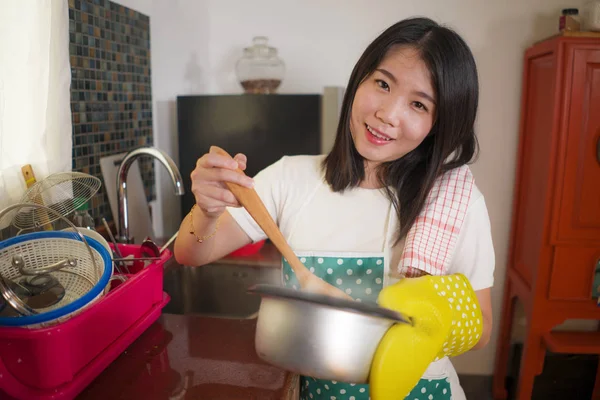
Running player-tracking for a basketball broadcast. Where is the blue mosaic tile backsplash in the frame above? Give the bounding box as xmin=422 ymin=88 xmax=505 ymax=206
xmin=68 ymin=0 xmax=154 ymax=225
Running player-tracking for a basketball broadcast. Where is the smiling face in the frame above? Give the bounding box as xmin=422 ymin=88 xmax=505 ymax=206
xmin=350 ymin=46 xmax=436 ymax=172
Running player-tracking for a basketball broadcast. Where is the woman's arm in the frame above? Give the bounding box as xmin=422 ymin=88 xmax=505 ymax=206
xmin=173 ymin=148 xmax=255 ymax=266
xmin=174 ymin=209 xmax=252 ymax=266
xmin=174 ymin=149 xmax=287 ymax=267
xmin=473 ymin=288 xmax=492 ymax=349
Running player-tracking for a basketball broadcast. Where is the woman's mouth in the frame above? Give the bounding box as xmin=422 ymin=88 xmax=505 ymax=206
xmin=365 ymin=124 xmax=394 ymax=145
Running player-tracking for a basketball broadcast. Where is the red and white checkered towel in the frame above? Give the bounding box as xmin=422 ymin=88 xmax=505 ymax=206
xmin=398 ymin=165 xmax=474 ymax=277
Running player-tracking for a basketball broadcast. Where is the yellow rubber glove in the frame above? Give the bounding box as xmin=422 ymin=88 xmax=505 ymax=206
xmin=433 ymin=273 xmax=483 ymax=360
xmin=369 ymin=273 xmax=483 ymax=400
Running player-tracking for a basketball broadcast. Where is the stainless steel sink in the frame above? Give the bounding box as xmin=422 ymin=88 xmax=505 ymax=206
xmin=162 ymin=262 xmax=282 ymax=319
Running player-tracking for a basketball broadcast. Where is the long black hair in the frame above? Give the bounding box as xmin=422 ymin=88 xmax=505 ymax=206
xmin=323 ymin=17 xmax=479 ymax=244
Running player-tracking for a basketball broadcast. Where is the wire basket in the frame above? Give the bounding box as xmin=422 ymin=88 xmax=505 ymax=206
xmin=12 ymin=172 xmax=101 ymax=231
xmin=0 ymin=203 xmax=113 ymax=328
xmin=0 ymin=231 xmax=113 ymax=328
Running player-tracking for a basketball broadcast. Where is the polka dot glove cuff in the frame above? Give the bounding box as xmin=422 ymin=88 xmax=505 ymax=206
xmin=369 ymin=274 xmax=482 ymax=399
xmin=432 ymin=273 xmax=483 ymax=359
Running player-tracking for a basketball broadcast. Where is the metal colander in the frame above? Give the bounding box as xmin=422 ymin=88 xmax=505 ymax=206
xmin=12 ymin=172 xmax=101 ymax=231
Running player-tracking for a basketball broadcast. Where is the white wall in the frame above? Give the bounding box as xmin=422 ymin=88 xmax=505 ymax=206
xmin=117 ymin=0 xmax=586 ymax=375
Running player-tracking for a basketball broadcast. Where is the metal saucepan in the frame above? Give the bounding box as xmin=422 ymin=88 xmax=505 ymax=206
xmin=247 ymin=284 xmax=412 ymax=383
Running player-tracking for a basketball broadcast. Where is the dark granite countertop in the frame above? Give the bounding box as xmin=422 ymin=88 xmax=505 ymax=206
xmin=78 ymin=313 xmax=298 ymax=399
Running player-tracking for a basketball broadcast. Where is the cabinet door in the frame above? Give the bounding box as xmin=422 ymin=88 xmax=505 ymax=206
xmin=555 ymin=47 xmax=600 ymax=242
xmin=549 ymin=246 xmax=600 ymax=301
xmin=513 ymin=50 xmax=558 ymax=285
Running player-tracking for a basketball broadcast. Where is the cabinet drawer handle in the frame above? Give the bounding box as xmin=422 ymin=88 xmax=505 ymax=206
xmin=597 ymin=137 xmax=600 ymax=164
xmin=594 ymin=258 xmax=600 ymax=299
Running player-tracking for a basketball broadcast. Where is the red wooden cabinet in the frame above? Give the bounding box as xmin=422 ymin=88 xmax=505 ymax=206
xmin=493 ymin=35 xmax=600 ymax=400
xmin=554 ymin=48 xmax=600 ymax=242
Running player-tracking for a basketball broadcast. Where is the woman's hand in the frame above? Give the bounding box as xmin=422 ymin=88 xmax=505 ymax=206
xmin=190 ymin=146 xmax=254 ymax=218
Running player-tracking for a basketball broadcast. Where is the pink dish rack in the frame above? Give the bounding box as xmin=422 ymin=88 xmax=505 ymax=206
xmin=0 ymin=243 xmax=172 ymax=400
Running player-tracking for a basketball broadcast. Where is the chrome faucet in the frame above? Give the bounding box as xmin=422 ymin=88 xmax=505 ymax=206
xmin=116 ymin=146 xmax=185 ymax=243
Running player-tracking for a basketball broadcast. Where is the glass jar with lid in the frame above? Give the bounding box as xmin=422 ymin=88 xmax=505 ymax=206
xmin=235 ymin=36 xmax=285 ymax=94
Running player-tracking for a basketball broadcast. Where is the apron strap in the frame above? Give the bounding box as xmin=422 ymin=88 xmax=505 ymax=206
xmin=286 ymin=177 xmax=324 ymax=243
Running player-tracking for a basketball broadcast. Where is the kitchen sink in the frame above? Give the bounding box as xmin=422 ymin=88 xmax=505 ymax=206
xmin=162 ymin=261 xmax=282 ymax=319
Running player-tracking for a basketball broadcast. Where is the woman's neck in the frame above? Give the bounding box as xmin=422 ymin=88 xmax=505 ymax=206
xmin=359 ymin=161 xmax=383 ymax=189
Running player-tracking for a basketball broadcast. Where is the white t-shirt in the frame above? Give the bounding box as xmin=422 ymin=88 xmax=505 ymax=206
xmin=227 ymin=155 xmax=495 ymax=291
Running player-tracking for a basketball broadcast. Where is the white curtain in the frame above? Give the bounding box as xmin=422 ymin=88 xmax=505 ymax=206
xmin=0 ymin=1 xmax=72 ymax=218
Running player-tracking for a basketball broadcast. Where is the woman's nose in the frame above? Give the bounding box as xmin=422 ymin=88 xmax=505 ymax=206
xmin=375 ymin=98 xmax=402 ymax=127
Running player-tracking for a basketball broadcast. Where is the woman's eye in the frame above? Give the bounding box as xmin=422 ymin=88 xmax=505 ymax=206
xmin=412 ymin=101 xmax=428 ymax=111
xmin=375 ymin=79 xmax=389 ymax=91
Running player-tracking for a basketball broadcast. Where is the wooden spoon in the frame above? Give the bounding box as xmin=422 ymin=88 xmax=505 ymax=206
xmin=211 ymin=146 xmax=352 ymax=300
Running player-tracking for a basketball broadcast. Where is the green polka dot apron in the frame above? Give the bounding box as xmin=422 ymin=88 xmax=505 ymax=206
xmin=280 ymin=183 xmax=460 ymax=400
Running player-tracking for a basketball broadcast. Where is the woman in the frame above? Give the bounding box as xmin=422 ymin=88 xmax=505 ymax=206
xmin=175 ymin=17 xmax=494 ymax=400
